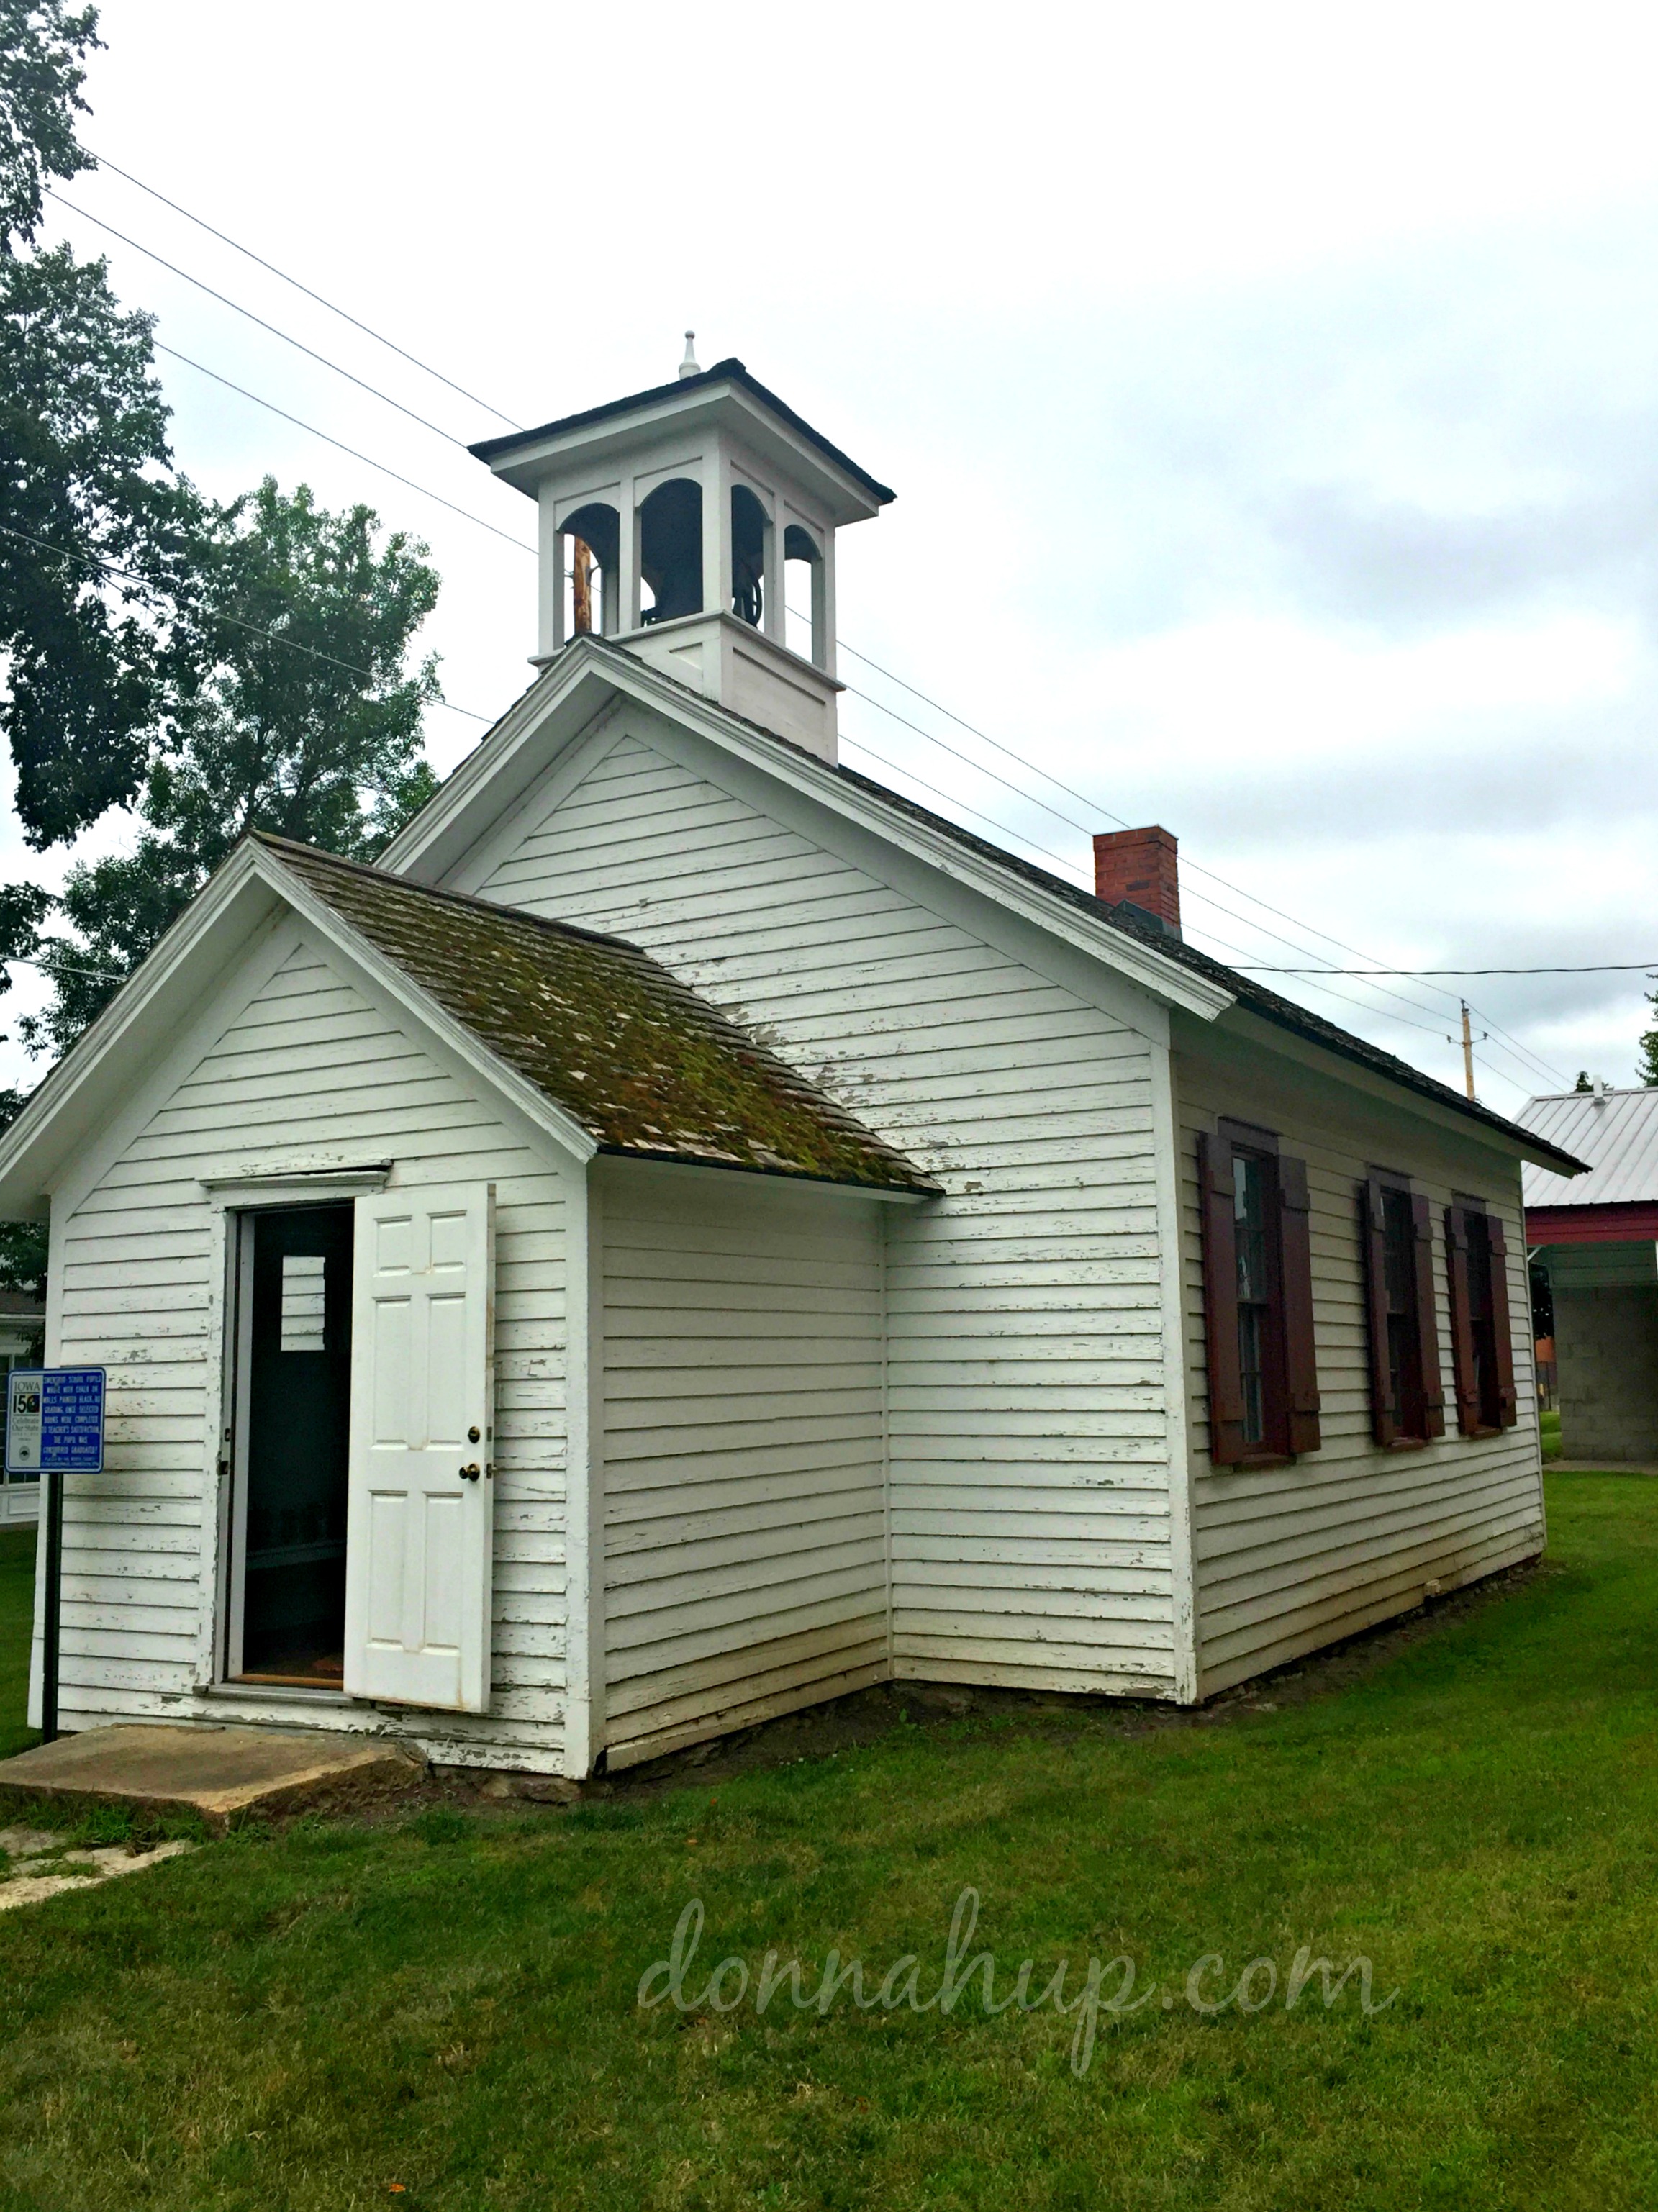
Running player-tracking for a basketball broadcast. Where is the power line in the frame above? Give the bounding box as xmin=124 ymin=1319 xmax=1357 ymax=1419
xmin=1467 ymin=1007 xmax=1571 ymax=1094
xmin=82 ymin=148 xmax=522 ymax=429
xmin=837 ymin=633 xmax=1522 ymax=1012
xmin=839 ymin=735 xmax=1467 ymax=1048
xmin=53 ymin=178 xmax=1581 ymax=1087
xmin=88 ymin=172 xmax=1564 ymax=1056
xmin=0 ymin=520 xmax=499 ymax=725
xmin=47 ymin=189 xmax=477 ymax=451
xmin=10 ymin=953 xmax=122 ymax=981
xmin=153 ymin=343 xmax=536 ymax=556
xmin=65 ymin=168 xmax=1389 ymax=1016
xmin=838 ymin=734 xmax=1094 ymax=886
xmin=1 ymin=509 xmax=1547 ymax=1083
xmin=840 ymin=723 xmax=1571 ymax=1092
xmin=835 ymin=669 xmax=1488 ymax=1038
xmin=835 ymin=649 xmax=1574 ymax=1089
xmin=1233 ymin=961 xmax=1658 ymax=976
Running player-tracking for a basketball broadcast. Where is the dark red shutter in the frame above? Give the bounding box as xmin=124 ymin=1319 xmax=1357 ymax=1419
xmin=1198 ymin=1129 xmax=1246 ymax=1464
xmin=1444 ymin=1202 xmax=1480 ymax=1436
xmin=1360 ymin=1176 xmax=1396 ymax=1448
xmin=1485 ymin=1212 xmax=1519 ymax=1428
xmin=1277 ymin=1153 xmax=1321 ymax=1454
xmin=1410 ymin=1194 xmax=1446 ymax=1438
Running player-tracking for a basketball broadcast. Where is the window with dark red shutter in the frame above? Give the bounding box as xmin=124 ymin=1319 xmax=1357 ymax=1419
xmin=1198 ymin=1120 xmax=1320 ymax=1465
xmin=1446 ymin=1198 xmax=1518 ymax=1435
xmin=1362 ymin=1171 xmax=1442 ymax=1446
xmin=1485 ymin=1212 xmax=1518 ymax=1428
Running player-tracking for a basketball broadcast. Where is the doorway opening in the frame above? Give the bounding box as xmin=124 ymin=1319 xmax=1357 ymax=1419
xmin=229 ymin=1203 xmax=354 ymax=1687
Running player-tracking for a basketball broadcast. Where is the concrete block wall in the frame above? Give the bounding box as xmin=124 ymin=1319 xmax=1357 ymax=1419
xmin=1554 ymin=1284 xmax=1658 ymax=1464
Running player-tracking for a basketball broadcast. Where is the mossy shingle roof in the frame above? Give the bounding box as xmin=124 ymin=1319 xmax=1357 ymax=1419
xmin=259 ymin=835 xmax=936 ymax=1195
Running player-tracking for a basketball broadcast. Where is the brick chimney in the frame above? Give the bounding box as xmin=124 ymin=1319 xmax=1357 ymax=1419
xmin=1093 ymin=825 xmax=1181 ymax=935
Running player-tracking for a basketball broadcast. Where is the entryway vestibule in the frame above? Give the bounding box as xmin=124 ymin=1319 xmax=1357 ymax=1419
xmin=227 ymin=1202 xmax=354 ymax=1687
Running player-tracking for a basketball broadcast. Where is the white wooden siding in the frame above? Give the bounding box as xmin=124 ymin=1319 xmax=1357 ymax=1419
xmin=1174 ymin=1020 xmax=1545 ymax=1695
xmin=599 ymin=1162 xmax=887 ymax=1766
xmin=51 ymin=935 xmax=573 ymax=1767
xmin=471 ymin=719 xmax=1181 ymax=1699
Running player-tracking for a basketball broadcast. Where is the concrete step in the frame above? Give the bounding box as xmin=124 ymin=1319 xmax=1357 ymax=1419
xmin=0 ymin=1723 xmax=427 ymax=1831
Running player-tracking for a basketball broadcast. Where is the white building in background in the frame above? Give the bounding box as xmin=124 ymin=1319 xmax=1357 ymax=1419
xmin=0 ymin=1290 xmax=45 ymax=1526
xmin=0 ymin=355 xmax=1582 ymax=1770
xmin=1521 ymin=1084 xmax=1658 ymax=1465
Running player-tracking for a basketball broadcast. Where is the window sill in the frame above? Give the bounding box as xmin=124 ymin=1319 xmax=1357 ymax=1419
xmin=199 ymin=1680 xmax=355 ymax=1707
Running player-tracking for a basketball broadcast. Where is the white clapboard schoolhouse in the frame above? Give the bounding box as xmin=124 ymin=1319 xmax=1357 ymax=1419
xmin=0 ymin=353 xmax=1585 ymax=1774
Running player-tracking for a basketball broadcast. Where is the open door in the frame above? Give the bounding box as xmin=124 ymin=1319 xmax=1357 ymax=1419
xmin=344 ymin=1184 xmax=494 ymax=1711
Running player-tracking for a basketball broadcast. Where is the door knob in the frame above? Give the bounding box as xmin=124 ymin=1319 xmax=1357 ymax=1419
xmin=459 ymin=1462 xmax=481 ymax=1482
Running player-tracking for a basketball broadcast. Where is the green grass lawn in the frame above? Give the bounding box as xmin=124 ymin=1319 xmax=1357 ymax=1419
xmin=0 ymin=1523 xmax=37 ymax=1762
xmin=1541 ymin=1409 xmax=1563 ymax=1461
xmin=3 ymin=1477 xmax=1658 ymax=2211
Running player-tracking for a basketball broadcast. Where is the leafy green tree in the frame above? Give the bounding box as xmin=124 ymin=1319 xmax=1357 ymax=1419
xmin=1638 ymin=992 xmax=1658 ymax=1087
xmin=26 ymin=479 xmax=440 ymax=1051
xmin=0 ymin=1085 xmax=44 ymax=1294
xmin=0 ymin=4 xmax=200 ymax=848
xmin=0 ymin=1 xmax=96 ymax=250
xmin=1 ymin=244 xmax=198 ymax=843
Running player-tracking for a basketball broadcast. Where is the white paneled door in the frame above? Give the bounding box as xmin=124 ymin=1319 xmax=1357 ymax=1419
xmin=344 ymin=1184 xmax=495 ymax=1711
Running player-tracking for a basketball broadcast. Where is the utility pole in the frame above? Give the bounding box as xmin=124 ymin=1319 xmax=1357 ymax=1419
xmin=1451 ymin=999 xmax=1487 ymax=1101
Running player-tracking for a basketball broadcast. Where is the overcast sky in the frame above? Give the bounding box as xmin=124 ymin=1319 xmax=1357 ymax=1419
xmin=12 ymin=0 xmax=1658 ymax=1111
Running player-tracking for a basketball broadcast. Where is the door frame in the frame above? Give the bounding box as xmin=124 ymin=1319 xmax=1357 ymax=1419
xmin=202 ymin=1165 xmax=393 ymax=1692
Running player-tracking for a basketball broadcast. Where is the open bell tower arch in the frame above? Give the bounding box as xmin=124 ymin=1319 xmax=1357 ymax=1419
xmin=470 ymin=340 xmax=894 ymax=763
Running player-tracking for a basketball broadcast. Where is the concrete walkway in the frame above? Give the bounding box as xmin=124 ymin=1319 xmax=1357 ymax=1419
xmin=0 ymin=1723 xmax=426 ymax=1831
xmin=0 ymin=1824 xmax=194 ymax=1910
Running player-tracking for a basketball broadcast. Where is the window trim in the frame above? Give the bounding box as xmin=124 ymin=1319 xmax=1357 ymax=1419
xmin=1445 ymin=1194 xmax=1519 ymax=1437
xmin=1197 ymin=1118 xmax=1322 ymax=1468
xmin=1359 ymin=1169 xmax=1446 ymax=1451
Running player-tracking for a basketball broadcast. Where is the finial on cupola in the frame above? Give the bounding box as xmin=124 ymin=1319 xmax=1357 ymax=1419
xmin=678 ymin=331 xmax=700 ymax=380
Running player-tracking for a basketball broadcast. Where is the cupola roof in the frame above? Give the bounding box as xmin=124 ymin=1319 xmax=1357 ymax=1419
xmin=470 ymin=356 xmax=895 ymax=517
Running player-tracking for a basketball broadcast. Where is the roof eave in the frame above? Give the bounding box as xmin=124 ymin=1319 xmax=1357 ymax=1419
xmin=0 ymin=841 xmax=611 ymax=1220
xmin=248 ymin=844 xmax=602 ymax=1171
xmin=592 ymin=1143 xmax=939 ymax=1200
xmin=387 ymin=638 xmax=1234 ymax=1023
xmin=1216 ymin=1002 xmax=1590 ymax=1176
xmin=469 ymin=359 xmax=894 ymax=517
xmin=0 ymin=844 xmax=284 ymax=1215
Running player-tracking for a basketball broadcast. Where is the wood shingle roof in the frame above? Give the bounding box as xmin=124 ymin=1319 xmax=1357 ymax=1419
xmin=259 ymin=835 xmax=938 ymax=1195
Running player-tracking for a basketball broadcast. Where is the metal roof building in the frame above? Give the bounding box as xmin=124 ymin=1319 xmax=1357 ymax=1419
xmin=1521 ymin=1085 xmax=1658 ymax=1221
xmin=1519 ymin=1084 xmax=1658 ymax=1464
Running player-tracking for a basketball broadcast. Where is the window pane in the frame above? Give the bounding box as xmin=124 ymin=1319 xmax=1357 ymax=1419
xmin=1382 ymin=1192 xmax=1413 ymax=1313
xmin=1233 ymin=1156 xmax=1269 ymax=1303
xmin=281 ymin=1252 xmax=327 ymax=1354
xmin=1380 ymin=1188 xmax=1422 ymax=1437
xmin=1466 ymin=1212 xmax=1498 ymax=1425
xmin=1238 ymin=1302 xmax=1266 ymax=1447
xmin=1233 ymin=1152 xmax=1271 ymax=1448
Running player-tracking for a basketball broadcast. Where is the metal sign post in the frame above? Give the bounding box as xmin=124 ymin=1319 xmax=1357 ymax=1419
xmin=6 ymin=1368 xmax=106 ymax=1744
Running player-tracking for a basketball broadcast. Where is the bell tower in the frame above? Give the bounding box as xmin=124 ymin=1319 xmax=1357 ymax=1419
xmin=470 ymin=342 xmax=893 ymax=763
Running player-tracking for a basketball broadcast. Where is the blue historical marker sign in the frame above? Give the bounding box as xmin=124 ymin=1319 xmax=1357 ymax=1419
xmin=6 ymin=1368 xmax=105 ymax=1475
